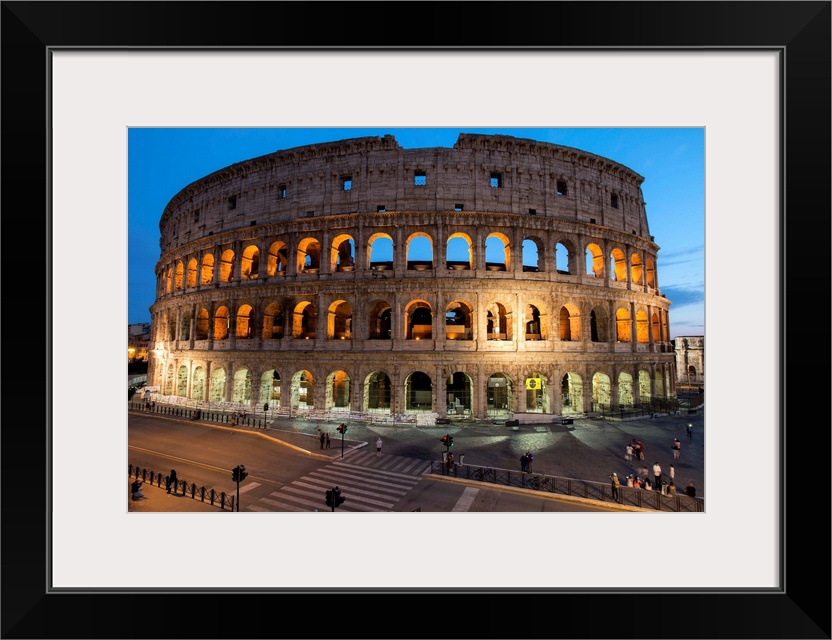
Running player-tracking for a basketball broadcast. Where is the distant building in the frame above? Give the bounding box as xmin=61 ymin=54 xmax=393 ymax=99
xmin=128 ymin=322 xmax=151 ymax=362
xmin=673 ymin=336 xmax=704 ymax=385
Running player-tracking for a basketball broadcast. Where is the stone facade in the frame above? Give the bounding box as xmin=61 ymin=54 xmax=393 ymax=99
xmin=673 ymin=336 xmax=704 ymax=385
xmin=148 ymin=133 xmax=676 ymax=421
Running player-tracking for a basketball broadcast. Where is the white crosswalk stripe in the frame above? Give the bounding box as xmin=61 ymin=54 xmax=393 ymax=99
xmin=244 ymin=459 xmax=424 ymax=512
xmin=452 ymin=486 xmax=480 ymax=512
xmin=237 ymin=482 xmax=261 ymax=494
xmin=340 ymin=451 xmax=432 ymax=475
xmin=246 ymin=504 xmax=271 ymax=512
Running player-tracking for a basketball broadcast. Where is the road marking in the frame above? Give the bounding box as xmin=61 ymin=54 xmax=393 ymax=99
xmin=285 ymin=483 xmax=395 ymax=509
xmin=237 ymin=482 xmax=261 ymax=494
xmin=330 ymin=459 xmax=427 ymax=479
xmin=260 ymin=496 xmax=307 ymax=511
xmin=452 ymin=487 xmax=480 ymax=512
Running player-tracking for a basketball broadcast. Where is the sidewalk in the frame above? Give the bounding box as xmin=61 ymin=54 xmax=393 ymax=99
xmin=128 ymin=478 xmax=229 ymax=512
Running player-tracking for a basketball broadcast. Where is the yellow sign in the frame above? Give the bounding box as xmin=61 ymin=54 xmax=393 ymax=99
xmin=525 ymin=377 xmax=542 ymax=390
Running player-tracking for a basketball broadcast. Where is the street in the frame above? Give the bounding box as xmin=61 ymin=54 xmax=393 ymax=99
xmin=128 ymin=412 xmax=647 ymax=513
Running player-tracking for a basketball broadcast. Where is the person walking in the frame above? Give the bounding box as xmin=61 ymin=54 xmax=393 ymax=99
xmin=625 ymin=444 xmax=633 ymax=462
xmin=325 ymin=432 xmax=331 ymax=449
xmin=319 ymin=431 xmax=326 ymax=449
xmin=687 ymin=423 xmax=693 ymax=439
xmin=637 ymin=440 xmax=645 ymax=460
xmin=652 ymin=461 xmax=662 ymax=492
xmin=672 ymin=438 xmax=681 ymax=460
xmin=376 ymin=437 xmax=383 ymax=458
xmin=167 ymin=469 xmax=178 ymax=494
xmin=610 ymin=472 xmax=620 ymax=502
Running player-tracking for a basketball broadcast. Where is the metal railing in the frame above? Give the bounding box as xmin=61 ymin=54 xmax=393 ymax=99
xmin=129 ymin=401 xmax=274 ymax=430
xmin=431 ymin=462 xmax=704 ymax=512
xmin=128 ymin=464 xmax=234 ymax=511
xmin=590 ymin=399 xmax=685 ymax=420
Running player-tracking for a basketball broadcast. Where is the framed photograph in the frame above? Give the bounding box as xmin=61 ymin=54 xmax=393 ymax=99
xmin=3 ymin=2 xmax=829 ymax=638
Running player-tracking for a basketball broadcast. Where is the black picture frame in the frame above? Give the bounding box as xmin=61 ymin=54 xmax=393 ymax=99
xmin=2 ymin=2 xmax=829 ymax=638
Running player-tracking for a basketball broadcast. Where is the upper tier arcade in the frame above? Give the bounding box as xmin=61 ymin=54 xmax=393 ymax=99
xmin=158 ymin=134 xmax=651 ymax=254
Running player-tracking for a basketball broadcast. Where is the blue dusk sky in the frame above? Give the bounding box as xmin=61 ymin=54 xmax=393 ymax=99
xmin=128 ymin=127 xmax=704 ymax=338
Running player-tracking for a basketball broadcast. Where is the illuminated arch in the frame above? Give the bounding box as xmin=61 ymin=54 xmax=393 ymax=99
xmin=327 ymin=300 xmax=353 ymax=339
xmin=325 ymin=370 xmax=351 ymax=410
xmin=241 ymin=244 xmax=260 ymax=279
xmin=200 ymin=253 xmax=214 ymax=285
xmin=586 ymin=243 xmax=604 ymax=277
xmin=610 ymin=247 xmax=627 ymax=282
xmin=213 ymin=306 xmax=230 ymax=340
xmin=330 ymin=234 xmax=355 ymax=272
xmin=267 ymin=241 xmax=288 ymax=276
xmin=297 ymin=237 xmax=321 ymax=272
xmin=186 ymin=258 xmax=198 ymax=288
xmin=405 ymin=300 xmax=433 ymax=340
xmin=363 ymin=370 xmax=391 ymax=413
xmin=292 ymin=301 xmax=316 ymax=339
xmin=235 ymin=304 xmax=254 ymax=339
xmin=446 ymin=232 xmax=473 ymax=270
xmin=219 ymin=249 xmax=234 ymax=282
xmin=445 ymin=300 xmax=473 ymax=340
xmin=262 ymin=302 xmax=285 ymax=339
xmin=485 ymin=232 xmax=511 ymax=271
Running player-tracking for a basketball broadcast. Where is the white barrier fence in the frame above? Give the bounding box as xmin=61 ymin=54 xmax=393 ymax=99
xmin=143 ymin=394 xmax=438 ymax=425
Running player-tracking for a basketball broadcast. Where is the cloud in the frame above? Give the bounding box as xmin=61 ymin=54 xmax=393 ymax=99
xmin=655 ymin=244 xmax=704 ymax=269
xmin=661 ymin=284 xmax=704 ymax=307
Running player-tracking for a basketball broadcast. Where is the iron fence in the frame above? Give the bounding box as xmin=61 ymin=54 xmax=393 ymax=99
xmin=431 ymin=461 xmax=704 ymax=512
xmin=590 ymin=398 xmax=684 ymax=420
xmin=128 ymin=464 xmax=234 ymax=511
xmin=129 ymin=401 xmax=273 ymax=430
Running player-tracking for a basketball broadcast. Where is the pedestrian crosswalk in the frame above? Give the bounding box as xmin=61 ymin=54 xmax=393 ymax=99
xmin=336 ymin=450 xmax=432 ymax=476
xmin=244 ymin=456 xmax=429 ymax=512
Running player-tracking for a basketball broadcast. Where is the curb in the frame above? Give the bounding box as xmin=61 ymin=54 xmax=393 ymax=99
xmin=423 ymin=473 xmax=652 ymax=512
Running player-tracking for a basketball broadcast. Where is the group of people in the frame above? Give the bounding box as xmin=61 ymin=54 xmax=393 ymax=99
xmin=130 ymin=468 xmax=178 ymax=501
xmin=519 ymin=451 xmax=534 ymax=472
xmin=318 ymin=430 xmax=332 ymax=449
xmin=625 ymin=439 xmax=645 ymax=462
xmin=616 ymin=462 xmax=696 ymax=498
xmin=628 ymin=437 xmax=681 ymax=463
xmin=620 ymin=434 xmax=688 ymax=493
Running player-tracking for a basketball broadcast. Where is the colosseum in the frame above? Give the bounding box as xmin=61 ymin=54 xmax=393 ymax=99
xmin=147 ymin=133 xmax=677 ymax=424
